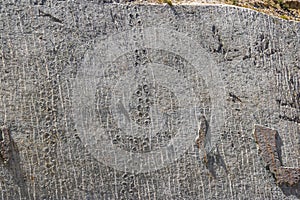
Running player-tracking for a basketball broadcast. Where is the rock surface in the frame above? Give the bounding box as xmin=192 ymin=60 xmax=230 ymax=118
xmin=0 ymin=1 xmax=299 ymax=199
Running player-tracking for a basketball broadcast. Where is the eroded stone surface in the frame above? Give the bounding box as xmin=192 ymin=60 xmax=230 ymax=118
xmin=0 ymin=1 xmax=299 ymax=199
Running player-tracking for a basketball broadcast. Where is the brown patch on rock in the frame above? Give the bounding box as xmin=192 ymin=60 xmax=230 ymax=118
xmin=254 ymin=125 xmax=300 ymax=186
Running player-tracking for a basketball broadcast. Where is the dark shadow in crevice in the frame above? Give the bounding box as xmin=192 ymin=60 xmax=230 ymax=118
xmin=208 ymin=147 xmax=228 ymax=175
xmin=0 ymin=126 xmax=32 ymax=199
xmin=196 ymin=146 xmax=228 ymax=179
xmin=279 ymin=182 xmax=300 ymax=198
xmin=275 ymin=132 xmax=284 ymax=166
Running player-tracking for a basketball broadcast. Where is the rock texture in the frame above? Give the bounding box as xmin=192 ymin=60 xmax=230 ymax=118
xmin=0 ymin=1 xmax=299 ymax=199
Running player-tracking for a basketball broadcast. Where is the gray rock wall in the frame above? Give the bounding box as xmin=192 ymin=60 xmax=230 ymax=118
xmin=0 ymin=1 xmax=299 ymax=199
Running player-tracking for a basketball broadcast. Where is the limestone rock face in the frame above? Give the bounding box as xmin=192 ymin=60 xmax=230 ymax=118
xmin=0 ymin=1 xmax=299 ymax=199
